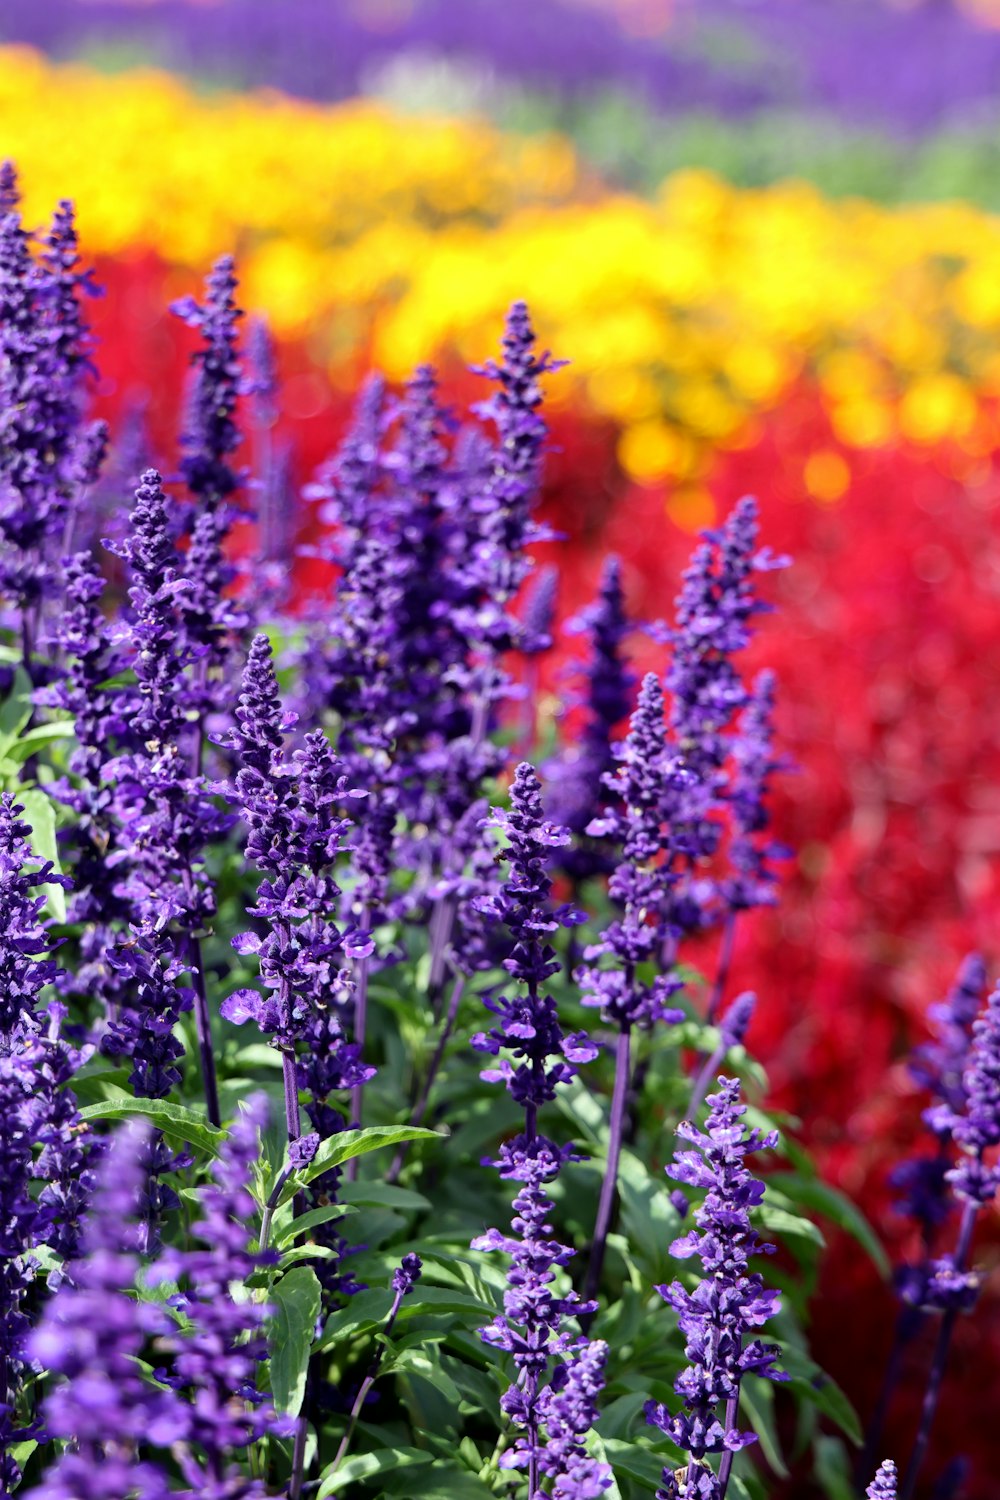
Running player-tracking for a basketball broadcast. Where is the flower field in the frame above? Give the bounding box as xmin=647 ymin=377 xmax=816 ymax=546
xmin=1 ymin=5 xmax=1000 ymax=1500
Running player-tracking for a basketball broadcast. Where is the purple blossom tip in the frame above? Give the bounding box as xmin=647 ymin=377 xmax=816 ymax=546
xmin=392 ymin=1253 xmax=423 ymax=1298
xmin=867 ymin=1459 xmax=898 ymax=1499
xmin=288 ymin=1132 xmax=321 ymax=1169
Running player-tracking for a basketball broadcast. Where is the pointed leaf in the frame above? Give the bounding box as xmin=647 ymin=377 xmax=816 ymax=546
xmin=769 ymin=1172 xmax=890 ymax=1279
xmin=269 ymin=1266 xmax=322 ymax=1417
xmin=18 ymin=788 xmax=66 ymax=921
xmin=316 ymin=1447 xmax=432 ymax=1497
xmin=78 ymin=1097 xmax=227 ymax=1159
xmin=277 ymin=1126 xmax=441 ymax=1205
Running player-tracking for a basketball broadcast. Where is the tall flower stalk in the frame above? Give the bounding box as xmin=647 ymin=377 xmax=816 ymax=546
xmin=901 ymin=982 xmax=1000 ymax=1500
xmin=471 ymin=763 xmax=608 ymax=1496
xmin=645 ymin=1075 xmax=785 ymax=1500
xmin=106 ymin=469 xmax=229 ymax=1125
xmin=578 ymin=673 xmax=686 ymax=1304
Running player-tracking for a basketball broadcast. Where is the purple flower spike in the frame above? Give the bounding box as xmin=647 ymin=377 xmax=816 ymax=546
xmin=549 ymin=555 xmax=635 ymax=885
xmin=27 ymin=1122 xmax=185 ymax=1500
xmin=154 ymin=1095 xmax=283 ymax=1491
xmin=392 ymin=1253 xmax=423 ymax=1299
xmin=0 ymin=793 xmax=68 ymax=1046
xmin=0 ymin=184 xmax=99 ymax=621
xmin=473 ymin=764 xmax=603 ymax=1491
xmin=473 ymin=764 xmax=593 ymax=1126
xmin=172 ymin=255 xmax=243 ymax=511
xmin=522 ymin=562 xmax=558 ymax=655
xmin=663 ymin=497 xmax=790 ymax=938
xmin=725 ymin=669 xmax=788 ymax=915
xmin=538 ymin=1340 xmax=614 ymax=1497
xmin=868 ymin=1459 xmax=898 ymax=1499
xmin=948 ymin=983 xmax=1000 ymax=1206
xmin=579 ymin=670 xmax=687 ymax=1025
xmin=646 ymin=1076 xmax=784 ymax=1495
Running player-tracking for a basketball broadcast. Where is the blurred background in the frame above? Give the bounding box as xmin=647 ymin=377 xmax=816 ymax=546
xmin=3 ymin=1 xmax=1000 ymax=1494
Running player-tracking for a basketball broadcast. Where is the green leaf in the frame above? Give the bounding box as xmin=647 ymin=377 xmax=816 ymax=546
xmin=780 ymin=1345 xmax=862 ymax=1447
xmin=768 ymin=1173 xmax=890 ymax=1279
xmin=378 ymin=1463 xmax=494 ymax=1499
xmin=596 ymin=1391 xmax=652 ymax=1442
xmin=275 ymin=1203 xmax=357 ymax=1248
xmin=277 ymin=1126 xmax=441 ymax=1205
xmin=0 ymin=669 xmax=33 ymax=748
xmin=269 ymin=1266 xmax=322 ymax=1417
xmin=17 ymin=788 xmax=66 ymax=921
xmin=317 ymin=1288 xmax=395 ymax=1350
xmin=740 ymin=1377 xmax=789 ymax=1477
xmin=316 ymin=1447 xmax=432 ymax=1496
xmin=814 ymin=1435 xmax=857 ymax=1500
xmin=587 ymin=1432 xmax=624 ymax=1500
xmin=603 ymin=1439 xmax=672 ymax=1490
xmin=381 ymin=1347 xmax=461 ymax=1405
xmin=337 ymin=1181 xmax=431 ymax=1213
xmin=78 ymin=1097 xmax=227 ymax=1158
xmin=2 ymin=720 xmax=74 ymax=764
xmin=757 ymin=1203 xmax=825 ymax=1252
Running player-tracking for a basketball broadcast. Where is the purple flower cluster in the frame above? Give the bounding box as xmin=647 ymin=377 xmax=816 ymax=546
xmin=663 ymin=497 xmax=789 ymax=939
xmin=548 ymin=555 xmax=635 ymax=887
xmin=0 ymin=165 xmax=102 ymax=633
xmin=28 ymin=1108 xmax=281 ymax=1500
xmin=153 ymin=1097 xmax=281 ymax=1497
xmin=473 ymin=763 xmax=594 ymax=1126
xmin=222 ymin=634 xmax=376 ymax=1302
xmin=27 ymin=1123 xmax=185 ymax=1500
xmin=580 ymin=674 xmax=688 ymax=1031
xmin=646 ymin=1076 xmax=784 ymax=1499
xmin=471 ymin=763 xmax=608 ymax=1495
xmin=0 ymin=794 xmax=68 ymax=1045
xmin=892 ymin=954 xmax=986 ymax=1302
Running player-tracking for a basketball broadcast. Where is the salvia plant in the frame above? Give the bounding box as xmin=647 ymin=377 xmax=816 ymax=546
xmin=0 ymin=161 xmax=987 ymax=1500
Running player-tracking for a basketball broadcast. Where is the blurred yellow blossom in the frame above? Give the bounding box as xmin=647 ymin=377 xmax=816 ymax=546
xmin=5 ymin=46 xmax=1000 ymax=472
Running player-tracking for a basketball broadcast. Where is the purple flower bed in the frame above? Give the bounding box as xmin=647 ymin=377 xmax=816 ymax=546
xmin=3 ymin=0 xmax=1000 ymax=136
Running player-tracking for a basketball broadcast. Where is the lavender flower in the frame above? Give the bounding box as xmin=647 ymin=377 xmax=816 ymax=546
xmin=869 ymin=1460 xmax=898 ymax=1499
xmin=866 ymin=958 xmax=987 ymax=1493
xmin=472 ymin=763 xmax=593 ymax=1131
xmin=645 ymin=1076 xmax=784 ymax=1499
xmin=664 ymin=497 xmax=789 ymax=938
xmin=154 ymin=1096 xmax=280 ymax=1495
xmin=724 ymin=669 xmax=787 ymax=916
xmin=31 ymin=1006 xmax=96 ymax=1264
xmin=0 ymin=794 xmax=68 ymax=1047
xmin=549 ymin=555 xmax=634 ymax=886
xmin=537 ymin=1340 xmax=614 ymax=1498
xmin=522 ymin=562 xmax=558 ymax=657
xmin=901 ymin=967 xmax=1000 ymax=1500
xmin=472 ymin=763 xmax=599 ymax=1492
xmin=105 ymin=471 xmax=231 ymax=1121
xmin=0 ymin=180 xmax=99 ymax=626
xmin=0 ymin=1048 xmax=43 ymax=1493
xmin=106 ymin=468 xmax=189 ymax=747
xmin=27 ymin=1123 xmax=185 ymax=1500
xmin=223 ymin=635 xmax=370 ymax=1170
xmin=170 ymin=257 xmax=247 ymax=722
xmin=578 ymin=675 xmax=686 ymax=1302
xmin=472 ymin=1142 xmax=595 ymax=1491
xmin=172 ymin=255 xmax=243 ymax=513
xmin=581 ymin=674 xmax=688 ymax=1030
xmin=468 ymin=301 xmax=564 ymax=643
xmin=892 ymin=955 xmax=986 ymax=1289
